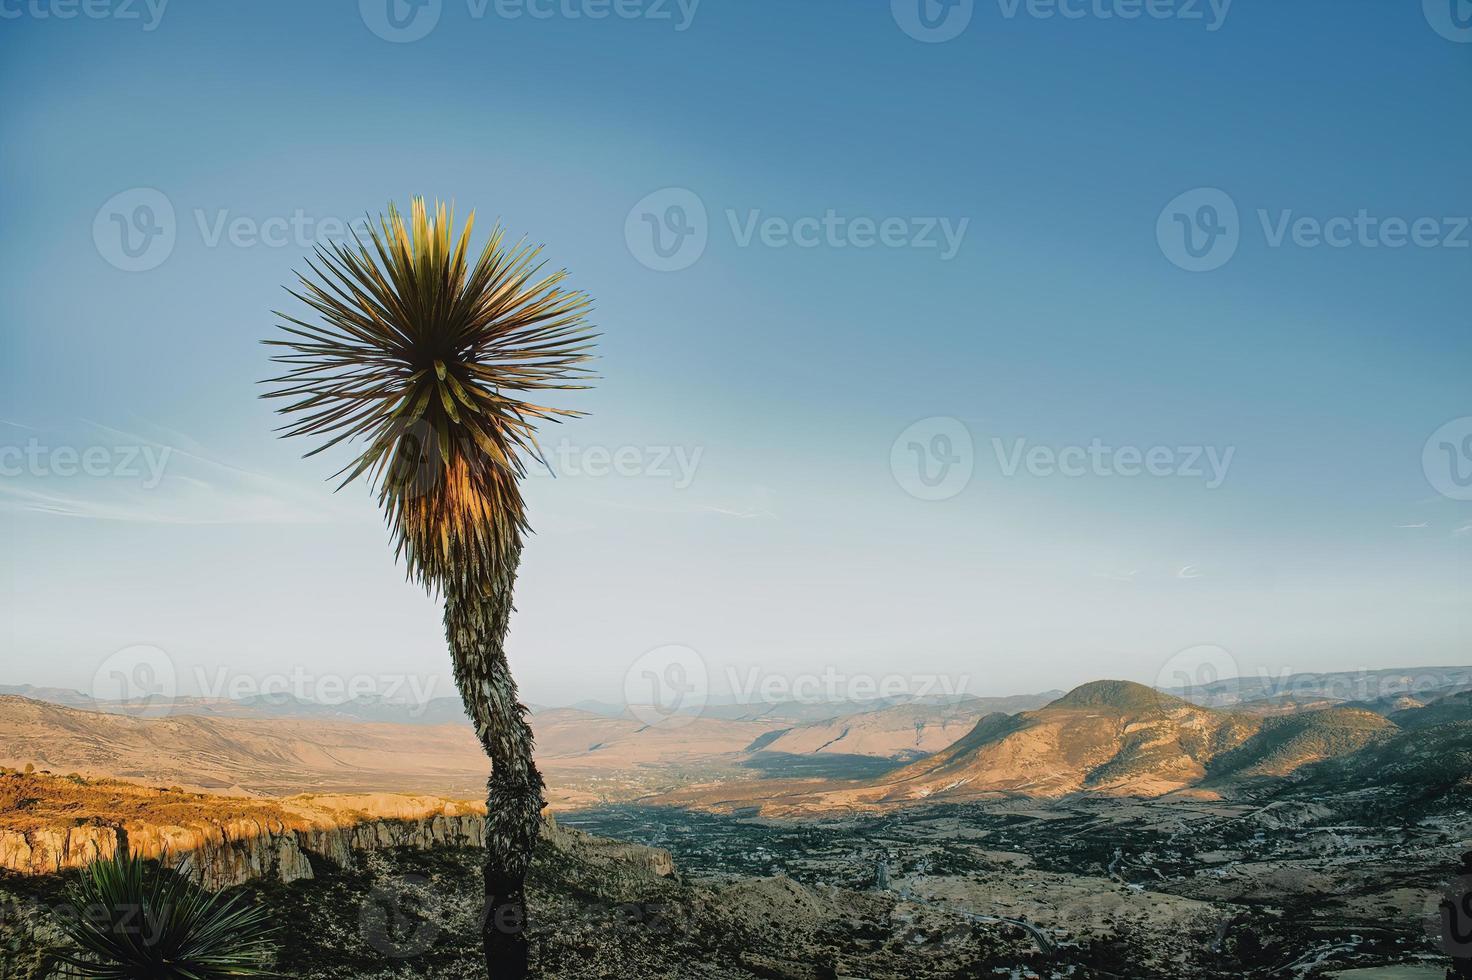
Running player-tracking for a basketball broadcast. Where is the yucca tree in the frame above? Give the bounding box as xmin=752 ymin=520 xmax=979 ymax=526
xmin=263 ymin=199 xmax=595 ymax=977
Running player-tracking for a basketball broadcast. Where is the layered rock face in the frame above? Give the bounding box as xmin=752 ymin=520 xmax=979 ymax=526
xmin=0 ymin=774 xmax=487 ymax=889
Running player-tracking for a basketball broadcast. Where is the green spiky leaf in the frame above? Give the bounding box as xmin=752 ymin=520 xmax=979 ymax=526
xmin=49 ymin=852 xmax=278 ymax=978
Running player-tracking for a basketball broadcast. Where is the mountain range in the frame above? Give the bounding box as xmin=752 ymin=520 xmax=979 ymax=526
xmin=659 ymin=678 xmax=1470 ymax=815
xmin=0 ymin=692 xmax=1042 ymax=806
xmin=1162 ymin=665 xmax=1472 ymax=708
xmin=2 ymin=671 xmax=1466 ymax=815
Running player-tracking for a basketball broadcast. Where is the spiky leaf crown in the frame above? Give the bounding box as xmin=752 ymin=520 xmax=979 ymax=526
xmin=264 ymin=199 xmax=596 ymax=592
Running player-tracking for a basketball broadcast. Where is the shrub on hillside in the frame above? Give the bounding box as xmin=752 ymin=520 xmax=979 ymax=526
xmin=49 ymin=852 xmax=277 ymax=978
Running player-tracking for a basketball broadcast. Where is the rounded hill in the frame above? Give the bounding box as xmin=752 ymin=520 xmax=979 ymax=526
xmin=1048 ymin=681 xmax=1188 ymax=713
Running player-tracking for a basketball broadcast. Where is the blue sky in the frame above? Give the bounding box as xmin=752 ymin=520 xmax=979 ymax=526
xmin=0 ymin=0 xmax=1468 ymax=707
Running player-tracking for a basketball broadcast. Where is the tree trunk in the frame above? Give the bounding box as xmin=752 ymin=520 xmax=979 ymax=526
xmin=445 ymin=563 xmax=545 ymax=979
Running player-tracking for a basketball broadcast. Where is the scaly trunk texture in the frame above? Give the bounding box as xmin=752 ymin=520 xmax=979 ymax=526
xmin=445 ymin=560 xmax=546 ymax=979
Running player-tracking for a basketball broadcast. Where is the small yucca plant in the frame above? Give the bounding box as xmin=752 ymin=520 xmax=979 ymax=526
xmin=50 ymin=852 xmax=277 ymax=979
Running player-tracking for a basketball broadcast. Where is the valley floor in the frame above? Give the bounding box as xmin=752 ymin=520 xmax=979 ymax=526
xmin=562 ymin=794 xmax=1469 ymax=978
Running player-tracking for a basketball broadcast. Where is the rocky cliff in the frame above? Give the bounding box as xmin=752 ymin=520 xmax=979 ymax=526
xmin=0 ymin=773 xmax=489 ymax=889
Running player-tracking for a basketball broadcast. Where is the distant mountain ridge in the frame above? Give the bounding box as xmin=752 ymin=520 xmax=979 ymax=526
xmin=0 ymin=684 xmax=1047 ymax=731
xmin=871 ymin=681 xmax=1263 ymax=800
xmin=0 ymin=685 xmax=469 ymax=726
xmin=1163 ymin=665 xmax=1472 ymax=708
xmin=738 ymin=693 xmax=1060 ymax=760
xmin=669 ymin=678 xmax=1469 ymax=815
xmin=0 ymin=689 xmax=1057 ymax=806
xmin=1202 ymin=707 xmax=1395 ymax=783
xmin=1290 ymin=717 xmax=1472 ymax=806
xmin=5 ymin=674 xmax=1465 ymax=818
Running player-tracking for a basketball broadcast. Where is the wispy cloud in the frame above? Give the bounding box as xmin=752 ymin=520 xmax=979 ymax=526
xmin=1176 ymin=564 xmax=1203 ymax=580
xmin=1394 ymin=522 xmax=1430 ymax=529
xmin=0 ymin=419 xmax=364 ymax=526
xmin=699 ymin=486 xmax=776 ymax=520
xmin=698 ymin=503 xmax=775 ymax=520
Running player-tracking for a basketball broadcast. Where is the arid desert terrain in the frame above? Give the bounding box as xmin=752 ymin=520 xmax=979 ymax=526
xmin=0 ymin=668 xmax=1468 ymax=978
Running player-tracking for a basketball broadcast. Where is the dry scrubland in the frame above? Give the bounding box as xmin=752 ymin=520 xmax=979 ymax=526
xmin=0 ymin=676 xmax=1467 ymax=977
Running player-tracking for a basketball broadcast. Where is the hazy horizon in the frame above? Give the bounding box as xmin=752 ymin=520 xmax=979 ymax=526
xmin=6 ymin=652 xmax=1472 ymax=714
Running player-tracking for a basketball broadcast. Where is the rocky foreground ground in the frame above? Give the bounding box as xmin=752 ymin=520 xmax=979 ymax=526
xmin=1 ymin=815 xmax=1060 ymax=979
xmin=9 ymin=790 xmax=1461 ymax=978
